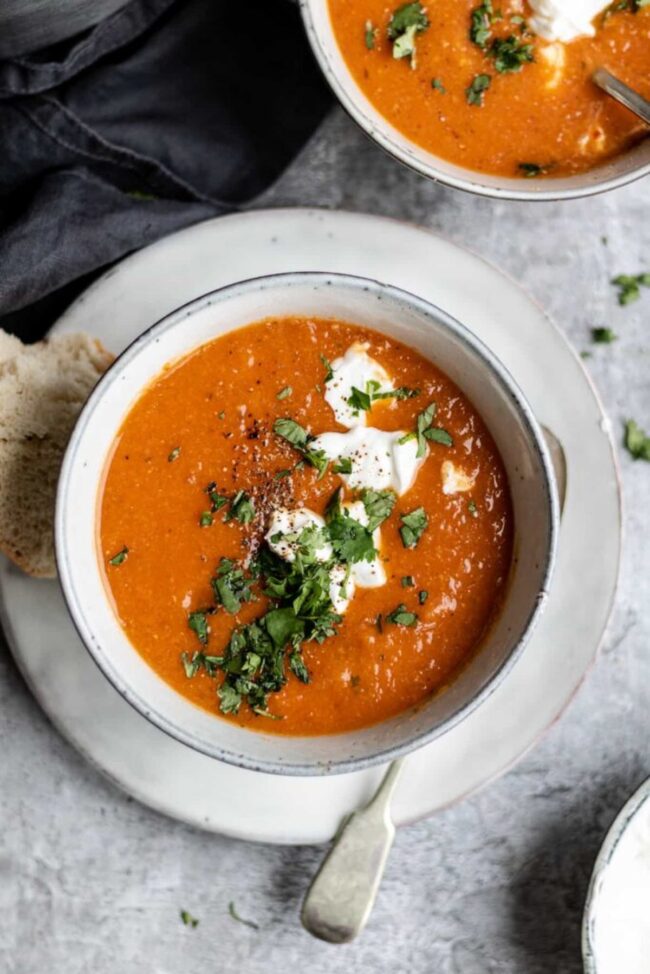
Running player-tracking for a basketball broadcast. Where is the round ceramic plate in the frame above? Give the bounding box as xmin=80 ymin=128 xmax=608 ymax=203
xmin=0 ymin=209 xmax=620 ymax=845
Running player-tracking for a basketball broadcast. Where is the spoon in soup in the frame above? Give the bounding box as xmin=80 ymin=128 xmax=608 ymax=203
xmin=301 ymin=427 xmax=568 ymax=944
xmin=592 ymin=68 xmax=650 ymax=126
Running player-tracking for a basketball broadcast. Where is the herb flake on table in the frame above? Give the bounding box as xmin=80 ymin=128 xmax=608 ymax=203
xmin=624 ymin=419 xmax=650 ymax=461
xmin=387 ymin=1 xmax=430 ymax=68
xmin=228 ymin=901 xmax=259 ymax=931
xmin=612 ymin=273 xmax=650 ymax=306
xmin=180 ymin=910 xmax=199 ymax=928
xmin=466 ymin=73 xmax=492 ymax=106
xmin=400 ymin=507 xmax=428 ymax=548
xmin=109 ymin=546 xmax=129 ymax=566
xmin=592 ymin=327 xmax=617 ymax=344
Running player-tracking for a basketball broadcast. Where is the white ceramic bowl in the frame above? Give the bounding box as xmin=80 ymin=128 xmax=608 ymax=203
xmin=56 ymin=272 xmax=558 ymax=775
xmin=582 ymin=776 xmax=650 ymax=974
xmin=299 ymin=0 xmax=650 ymax=201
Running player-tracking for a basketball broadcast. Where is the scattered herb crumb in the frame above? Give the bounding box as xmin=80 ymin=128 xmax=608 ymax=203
xmin=387 ymin=1 xmax=430 ymax=68
xmin=580 ymin=350 xmax=592 ymax=359
xmin=401 ymin=575 xmax=415 ymax=587
xmin=386 ymin=604 xmax=418 ymax=627
xmin=400 ymin=507 xmax=428 ymax=548
xmin=109 ymin=546 xmax=129 ymax=566
xmin=365 ymin=19 xmax=376 ymax=49
xmin=200 ymin=511 xmax=214 ymax=527
xmin=468 ymin=500 xmax=478 ymax=517
xmin=228 ymin=901 xmax=259 ymax=931
xmin=168 ymin=447 xmax=181 ymax=462
xmin=418 ymin=589 xmax=429 ymax=605
xmin=431 ymin=77 xmax=446 ymax=92
xmin=276 ymin=386 xmax=292 ymax=400
xmin=218 ymin=410 xmax=225 ymax=419
xmin=624 ymin=419 xmax=650 ymax=461
xmin=180 ymin=910 xmax=199 ymax=928
xmin=466 ymin=73 xmax=491 ymax=106
xmin=518 ymin=162 xmax=547 ymax=178
xmin=612 ymin=273 xmax=650 ymax=306
xmin=592 ymin=327 xmax=617 ymax=344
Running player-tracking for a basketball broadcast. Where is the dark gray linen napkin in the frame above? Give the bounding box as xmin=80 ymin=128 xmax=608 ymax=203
xmin=0 ymin=0 xmax=332 ymax=340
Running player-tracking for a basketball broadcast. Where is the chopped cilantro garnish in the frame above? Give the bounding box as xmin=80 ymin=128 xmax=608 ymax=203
xmin=386 ymin=604 xmax=418 ymax=627
xmin=424 ymin=427 xmax=453 ymax=446
xmin=327 ymin=512 xmax=376 ymax=565
xmin=466 ymin=73 xmax=491 ymax=106
xmin=612 ymin=273 xmax=650 ymax=306
xmin=372 ymin=385 xmax=420 ymax=401
xmin=212 ymin=558 xmax=255 ymax=614
xmin=400 ymin=507 xmax=428 ymax=548
xmin=333 ymin=456 xmax=353 ymax=475
xmin=228 ymin=901 xmax=259 ymax=931
xmin=289 ymin=651 xmax=310 ymax=684
xmin=624 ymin=419 xmax=650 ymax=461
xmin=431 ymin=78 xmax=446 ymax=93
xmin=592 ymin=327 xmax=617 ymax=344
xmin=200 ymin=511 xmax=214 ymax=527
xmin=274 ymin=417 xmax=308 ymax=448
xmin=205 ymin=482 xmax=229 ymax=512
xmin=490 ymin=35 xmax=534 ymax=72
xmin=188 ymin=611 xmax=210 ymax=645
xmin=387 ymin=1 xmax=430 ymax=67
xmin=225 ymin=490 xmax=255 ymax=525
xmin=365 ymin=19 xmax=376 ymax=49
xmin=276 ymin=385 xmax=292 ymax=400
xmin=109 ymin=546 xmax=128 ymax=566
xmin=361 ymin=488 xmax=396 ymax=531
xmin=168 ymin=447 xmax=181 ymax=462
xmin=469 ymin=0 xmax=494 ymax=48
xmin=347 ymin=385 xmax=372 ymax=413
xmin=180 ymin=910 xmax=199 ymax=928
xmin=320 ymin=354 xmax=334 ymax=383
xmin=418 ymin=589 xmax=428 ymax=605
xmin=518 ymin=162 xmax=548 ymax=178
xmin=401 ymin=575 xmax=415 ymax=587
xmin=400 ymin=402 xmax=452 ymax=457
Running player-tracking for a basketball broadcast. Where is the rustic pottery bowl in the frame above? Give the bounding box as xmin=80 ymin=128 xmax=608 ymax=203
xmin=56 ymin=272 xmax=558 ymax=775
xmin=299 ymin=0 xmax=650 ymax=201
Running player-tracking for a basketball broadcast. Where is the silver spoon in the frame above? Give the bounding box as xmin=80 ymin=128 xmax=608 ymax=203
xmin=301 ymin=429 xmax=567 ymax=944
xmin=593 ymin=68 xmax=650 ymax=126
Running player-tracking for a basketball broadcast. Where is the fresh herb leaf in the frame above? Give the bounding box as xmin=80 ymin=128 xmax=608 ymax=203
xmin=518 ymin=162 xmax=548 ymax=177
xmin=205 ymin=482 xmax=229 ymax=512
xmin=401 ymin=575 xmax=415 ymax=587
xmin=225 ymin=490 xmax=255 ymax=525
xmin=274 ymin=417 xmax=309 ymax=448
xmin=624 ymin=419 xmax=650 ymax=461
xmin=320 ymin=354 xmax=334 ymax=383
xmin=109 ymin=546 xmax=129 ymax=566
xmin=212 ymin=558 xmax=255 ymax=614
xmin=361 ymin=489 xmax=396 ymax=531
xmin=400 ymin=507 xmax=428 ymax=548
xmin=490 ymin=35 xmax=534 ymax=73
xmin=424 ymin=426 xmax=453 ymax=446
xmin=180 ymin=910 xmax=199 ymax=928
xmin=386 ymin=603 xmax=418 ymax=627
xmin=418 ymin=589 xmax=429 ymax=604
xmin=371 ymin=385 xmax=420 ymax=401
xmin=276 ymin=385 xmax=292 ymax=400
xmin=466 ymin=73 xmax=491 ymax=106
xmin=328 ymin=514 xmax=376 ymax=565
xmin=200 ymin=511 xmax=213 ymax=527
xmin=469 ymin=0 xmax=494 ymax=48
xmin=347 ymin=385 xmax=372 ymax=413
xmin=365 ymin=19 xmax=376 ymax=49
xmin=387 ymin=1 xmax=430 ymax=67
xmin=218 ymin=683 xmax=242 ymax=714
xmin=228 ymin=902 xmax=259 ymax=931
xmin=168 ymin=447 xmax=181 ymax=462
xmin=289 ymin=651 xmax=310 ymax=684
xmin=181 ymin=651 xmax=203 ymax=678
xmin=431 ymin=78 xmax=446 ymax=93
xmin=333 ymin=456 xmax=353 ymax=475
xmin=592 ymin=327 xmax=617 ymax=343
xmin=612 ymin=273 xmax=650 ymax=306
xmin=188 ymin=611 xmax=210 ymax=645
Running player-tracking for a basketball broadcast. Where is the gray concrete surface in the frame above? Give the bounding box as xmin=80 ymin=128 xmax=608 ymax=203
xmin=1 ymin=108 xmax=649 ymax=974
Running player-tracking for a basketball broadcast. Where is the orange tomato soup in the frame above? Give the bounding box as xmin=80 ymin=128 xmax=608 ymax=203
xmin=100 ymin=317 xmax=512 ymax=735
xmin=327 ymin=0 xmax=649 ymax=178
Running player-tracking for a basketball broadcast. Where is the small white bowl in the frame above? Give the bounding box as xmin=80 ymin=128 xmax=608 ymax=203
xmin=583 ymin=776 xmax=650 ymax=974
xmin=299 ymin=0 xmax=650 ymax=201
xmin=56 ymin=272 xmax=558 ymax=775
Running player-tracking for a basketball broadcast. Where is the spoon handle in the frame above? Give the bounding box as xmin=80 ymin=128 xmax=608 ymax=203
xmin=301 ymin=759 xmax=404 ymax=943
xmin=593 ymin=68 xmax=650 ymax=126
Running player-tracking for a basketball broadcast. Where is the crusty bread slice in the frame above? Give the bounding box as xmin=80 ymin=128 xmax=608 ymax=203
xmin=0 ymin=331 xmax=113 ymax=577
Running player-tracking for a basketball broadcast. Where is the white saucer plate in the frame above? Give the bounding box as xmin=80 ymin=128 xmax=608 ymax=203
xmin=0 ymin=209 xmax=621 ymax=845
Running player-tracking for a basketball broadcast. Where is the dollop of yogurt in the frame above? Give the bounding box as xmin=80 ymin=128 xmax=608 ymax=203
xmin=527 ymin=0 xmax=608 ymax=42
xmin=311 ymin=427 xmax=424 ymax=495
xmin=324 ymin=342 xmax=392 ymax=428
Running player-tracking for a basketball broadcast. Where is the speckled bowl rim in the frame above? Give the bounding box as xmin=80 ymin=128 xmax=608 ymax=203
xmin=55 ymin=271 xmax=558 ymax=776
xmin=582 ymin=775 xmax=650 ymax=973
xmin=299 ymin=0 xmax=650 ymax=202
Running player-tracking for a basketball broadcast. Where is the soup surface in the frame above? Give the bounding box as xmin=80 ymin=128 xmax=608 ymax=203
xmin=327 ymin=0 xmax=649 ymax=178
xmin=100 ymin=317 xmax=513 ymax=735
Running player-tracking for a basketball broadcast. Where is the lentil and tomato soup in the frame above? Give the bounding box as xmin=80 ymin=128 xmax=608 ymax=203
xmin=100 ymin=316 xmax=513 ymax=735
xmin=327 ymin=0 xmax=649 ymax=178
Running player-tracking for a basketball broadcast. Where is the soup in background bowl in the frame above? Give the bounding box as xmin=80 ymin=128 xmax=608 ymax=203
xmin=56 ymin=273 xmax=558 ymax=775
xmin=300 ymin=0 xmax=650 ymax=199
